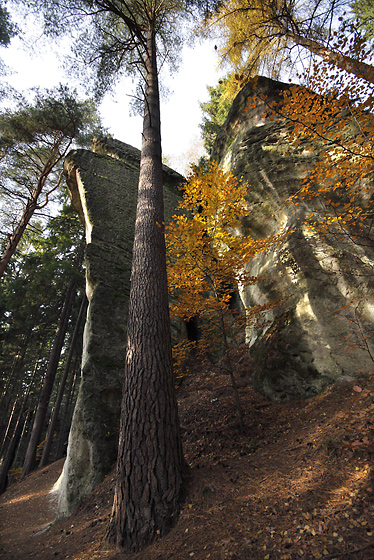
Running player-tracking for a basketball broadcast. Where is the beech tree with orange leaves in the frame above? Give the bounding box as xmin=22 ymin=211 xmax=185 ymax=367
xmin=278 ymin=23 xmax=374 ymax=247
xmin=166 ymin=163 xmax=285 ymax=427
xmin=235 ymin=19 xmax=374 ymax=248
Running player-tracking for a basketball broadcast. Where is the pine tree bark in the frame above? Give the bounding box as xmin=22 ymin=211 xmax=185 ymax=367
xmin=21 ymin=275 xmax=77 ymax=478
xmin=106 ymin=25 xmax=185 ymax=553
xmin=39 ymin=296 xmax=86 ymax=467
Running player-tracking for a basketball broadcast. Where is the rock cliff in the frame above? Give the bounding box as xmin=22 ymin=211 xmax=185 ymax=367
xmin=213 ymin=76 xmax=374 ymax=402
xmin=60 ymin=79 xmax=374 ymax=515
xmin=58 ymin=137 xmax=182 ymax=517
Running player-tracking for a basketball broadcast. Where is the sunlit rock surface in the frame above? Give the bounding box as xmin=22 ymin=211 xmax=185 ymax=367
xmin=213 ymin=76 xmax=374 ymax=402
xmin=58 ymin=137 xmax=182 ymax=517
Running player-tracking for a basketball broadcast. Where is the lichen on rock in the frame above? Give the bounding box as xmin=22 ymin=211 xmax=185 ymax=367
xmin=58 ymin=138 xmax=182 ymax=517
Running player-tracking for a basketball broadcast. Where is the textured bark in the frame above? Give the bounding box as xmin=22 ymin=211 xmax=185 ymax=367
xmin=21 ymin=275 xmax=77 ymax=478
xmin=106 ymin=26 xmax=185 ymax=553
xmin=39 ymin=296 xmax=87 ymax=467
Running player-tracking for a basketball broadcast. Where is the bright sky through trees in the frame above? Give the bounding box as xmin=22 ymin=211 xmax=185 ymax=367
xmin=0 ymin=18 xmax=221 ymax=174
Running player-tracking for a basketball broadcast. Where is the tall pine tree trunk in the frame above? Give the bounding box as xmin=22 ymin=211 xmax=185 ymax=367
xmin=21 ymin=276 xmax=76 ymax=478
xmin=286 ymin=31 xmax=374 ymax=85
xmin=106 ymin=25 xmax=185 ymax=553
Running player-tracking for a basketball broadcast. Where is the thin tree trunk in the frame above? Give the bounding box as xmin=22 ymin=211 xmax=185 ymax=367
xmin=13 ymin=409 xmax=31 ymax=470
xmin=106 ymin=25 xmax=185 ymax=553
xmin=220 ymin=314 xmax=244 ymax=429
xmin=21 ymin=276 xmax=77 ymax=478
xmin=0 ymin=355 xmax=19 ymax=406
xmin=288 ymin=31 xmax=374 ymax=84
xmin=0 ymin=363 xmax=37 ymax=493
xmin=39 ymin=296 xmax=86 ymax=467
xmin=18 ymin=402 xmax=38 ymax=467
xmin=0 ymin=344 xmax=43 ymax=454
xmin=0 ymin=144 xmax=65 ymax=278
xmin=54 ymin=364 xmax=78 ymax=462
xmin=0 ymin=396 xmax=18 ymax=459
xmin=0 ymin=331 xmax=30 ymax=407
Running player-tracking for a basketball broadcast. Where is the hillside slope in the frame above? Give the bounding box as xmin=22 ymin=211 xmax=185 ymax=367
xmin=1 ymin=353 xmax=374 ymax=560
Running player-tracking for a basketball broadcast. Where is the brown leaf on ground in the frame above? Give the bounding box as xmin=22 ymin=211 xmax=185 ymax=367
xmin=1 ymin=349 xmax=374 ymax=560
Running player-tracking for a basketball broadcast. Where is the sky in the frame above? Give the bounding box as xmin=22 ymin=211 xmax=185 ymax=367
xmin=100 ymin=40 xmax=222 ymax=173
xmin=0 ymin=14 xmax=222 ymax=175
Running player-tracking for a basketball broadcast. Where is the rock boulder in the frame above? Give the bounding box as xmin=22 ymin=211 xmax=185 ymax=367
xmin=213 ymin=77 xmax=374 ymax=402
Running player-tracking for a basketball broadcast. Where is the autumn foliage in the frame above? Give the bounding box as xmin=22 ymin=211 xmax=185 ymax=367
xmin=166 ymin=163 xmax=285 ymax=425
xmin=238 ymin=22 xmax=374 ymax=247
xmin=226 ymin=24 xmax=374 ymax=368
xmin=279 ymin=28 xmax=374 ymax=243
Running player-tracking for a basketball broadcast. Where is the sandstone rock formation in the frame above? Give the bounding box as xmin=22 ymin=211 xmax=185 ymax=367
xmin=58 ymin=79 xmax=374 ymax=515
xmin=58 ymin=137 xmax=182 ymax=517
xmin=213 ymin=76 xmax=374 ymax=402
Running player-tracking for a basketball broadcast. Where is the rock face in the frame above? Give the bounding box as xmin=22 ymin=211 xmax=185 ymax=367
xmin=58 ymin=137 xmax=182 ymax=517
xmin=213 ymin=76 xmax=374 ymax=402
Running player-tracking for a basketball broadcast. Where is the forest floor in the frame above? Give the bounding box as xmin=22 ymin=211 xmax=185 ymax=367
xmin=2 ymin=348 xmax=374 ymax=560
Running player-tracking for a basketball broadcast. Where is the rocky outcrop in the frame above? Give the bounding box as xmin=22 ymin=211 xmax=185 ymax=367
xmin=213 ymin=76 xmax=374 ymax=402
xmin=57 ymin=137 xmax=182 ymax=517
xmin=57 ymin=81 xmax=374 ymax=514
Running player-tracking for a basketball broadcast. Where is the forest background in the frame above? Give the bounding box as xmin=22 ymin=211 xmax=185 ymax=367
xmin=0 ymin=0 xmax=374 ymax=553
